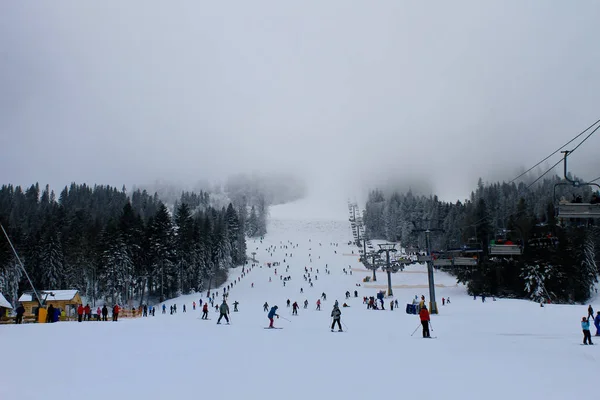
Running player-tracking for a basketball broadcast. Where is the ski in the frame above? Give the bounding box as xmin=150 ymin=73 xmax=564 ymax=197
xmin=264 ymin=327 xmax=283 ymax=329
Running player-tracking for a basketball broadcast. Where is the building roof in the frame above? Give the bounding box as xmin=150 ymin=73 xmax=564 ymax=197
xmin=0 ymin=292 xmax=12 ymax=309
xmin=18 ymin=290 xmax=79 ymax=303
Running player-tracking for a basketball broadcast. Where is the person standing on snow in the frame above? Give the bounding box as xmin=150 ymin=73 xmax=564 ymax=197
xmin=304 ymin=300 xmax=308 ymax=309
xmin=292 ymin=302 xmax=299 ymax=315
xmin=331 ymin=304 xmax=342 ymax=332
xmin=595 ymin=312 xmax=600 ymax=336
xmin=233 ymin=301 xmax=239 ymax=312
xmin=316 ymin=299 xmax=321 ymax=311
xmin=217 ymin=300 xmax=230 ymax=324
xmin=268 ymin=306 xmax=279 ymax=328
xmin=201 ymin=302 xmax=209 ymax=320
xmin=263 ymin=302 xmax=269 ymax=312
xmin=102 ymin=305 xmax=108 ymax=321
xmin=588 ymin=305 xmax=594 ymax=320
xmin=582 ymin=316 xmax=594 ymax=345
xmin=419 ymin=305 xmax=431 ymax=338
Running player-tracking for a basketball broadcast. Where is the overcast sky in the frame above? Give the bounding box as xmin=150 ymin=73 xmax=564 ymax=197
xmin=1 ymin=1 xmax=599 ymax=204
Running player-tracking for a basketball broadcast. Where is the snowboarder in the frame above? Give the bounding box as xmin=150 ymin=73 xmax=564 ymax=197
xmin=419 ymin=305 xmax=431 ymax=338
xmin=233 ymin=301 xmax=239 ymax=312
xmin=201 ymin=303 xmax=209 ymax=319
xmin=582 ymin=316 xmax=594 ymax=345
xmin=263 ymin=302 xmax=269 ymax=312
xmin=268 ymin=306 xmax=279 ymax=328
xmin=217 ymin=300 xmax=230 ymax=324
xmin=292 ymin=302 xmax=299 ymax=315
xmin=331 ymin=304 xmax=342 ymax=332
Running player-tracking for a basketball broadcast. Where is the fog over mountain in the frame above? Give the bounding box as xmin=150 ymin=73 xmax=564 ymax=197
xmin=1 ymin=1 xmax=599 ymax=207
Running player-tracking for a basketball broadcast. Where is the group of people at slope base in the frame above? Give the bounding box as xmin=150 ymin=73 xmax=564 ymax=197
xmin=582 ymin=305 xmax=600 ymax=345
xmin=77 ymin=304 xmax=122 ymax=322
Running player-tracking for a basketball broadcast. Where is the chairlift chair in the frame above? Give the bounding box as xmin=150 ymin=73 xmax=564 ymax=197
xmin=553 ymin=150 xmax=600 ymax=219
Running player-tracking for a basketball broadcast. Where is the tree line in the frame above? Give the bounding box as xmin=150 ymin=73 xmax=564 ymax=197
xmin=0 ymin=182 xmax=268 ymax=307
xmin=363 ymin=175 xmax=599 ymax=303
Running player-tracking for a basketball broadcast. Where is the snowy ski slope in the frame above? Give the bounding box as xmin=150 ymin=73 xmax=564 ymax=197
xmin=1 ymin=197 xmax=598 ymax=400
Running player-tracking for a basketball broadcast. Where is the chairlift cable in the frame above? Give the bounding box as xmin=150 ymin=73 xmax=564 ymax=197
xmin=509 ymin=118 xmax=600 ymax=184
xmin=526 ymin=123 xmax=600 ymax=190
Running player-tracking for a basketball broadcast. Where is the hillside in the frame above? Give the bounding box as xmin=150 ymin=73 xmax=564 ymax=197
xmin=1 ymin=197 xmax=598 ymax=400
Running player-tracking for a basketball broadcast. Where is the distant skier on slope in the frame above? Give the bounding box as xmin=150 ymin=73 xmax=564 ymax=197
xmin=268 ymin=306 xmax=279 ymax=328
xmin=292 ymin=302 xmax=299 ymax=315
xmin=201 ymin=303 xmax=209 ymax=320
xmin=331 ymin=304 xmax=342 ymax=332
xmin=316 ymin=299 xmax=321 ymax=311
xmin=263 ymin=302 xmax=269 ymax=312
xmin=304 ymin=300 xmax=308 ymax=309
xmin=419 ymin=305 xmax=431 ymax=338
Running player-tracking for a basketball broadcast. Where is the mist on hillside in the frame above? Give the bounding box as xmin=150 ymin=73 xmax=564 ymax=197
xmin=2 ymin=2 xmax=600 ymax=213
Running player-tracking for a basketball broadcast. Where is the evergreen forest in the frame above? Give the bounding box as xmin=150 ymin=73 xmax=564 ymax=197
xmin=363 ymin=176 xmax=600 ymax=303
xmin=0 ymin=183 xmax=268 ymax=307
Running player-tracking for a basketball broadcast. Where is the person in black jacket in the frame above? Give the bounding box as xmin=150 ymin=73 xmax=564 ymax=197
xmin=101 ymin=305 xmax=108 ymax=321
xmin=331 ymin=304 xmax=342 ymax=332
xmin=15 ymin=304 xmax=25 ymax=324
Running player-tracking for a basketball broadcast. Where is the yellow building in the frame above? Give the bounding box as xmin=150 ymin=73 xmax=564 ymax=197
xmin=18 ymin=290 xmax=82 ymax=317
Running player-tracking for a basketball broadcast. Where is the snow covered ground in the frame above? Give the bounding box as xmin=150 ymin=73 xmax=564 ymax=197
xmin=1 ymin=197 xmax=598 ymax=400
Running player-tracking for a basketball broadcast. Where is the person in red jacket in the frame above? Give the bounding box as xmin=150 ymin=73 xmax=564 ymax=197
xmin=201 ymin=303 xmax=209 ymax=320
xmin=112 ymin=304 xmax=120 ymax=322
xmin=84 ymin=304 xmax=91 ymax=321
xmin=419 ymin=305 xmax=431 ymax=338
xmin=77 ymin=304 xmax=84 ymax=323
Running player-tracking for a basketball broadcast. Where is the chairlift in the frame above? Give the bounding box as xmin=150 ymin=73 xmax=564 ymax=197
xmin=554 ymin=151 xmax=600 ymax=219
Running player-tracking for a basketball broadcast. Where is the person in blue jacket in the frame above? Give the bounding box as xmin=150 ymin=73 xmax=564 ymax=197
xmin=595 ymin=311 xmax=600 ymax=336
xmin=268 ymin=306 xmax=279 ymax=328
xmin=582 ymin=317 xmax=594 ymax=345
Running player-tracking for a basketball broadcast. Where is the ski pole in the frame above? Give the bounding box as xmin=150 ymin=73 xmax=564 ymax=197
xmin=342 ymin=320 xmax=349 ymax=332
xmin=280 ymin=316 xmax=291 ymax=322
xmin=411 ymin=323 xmax=421 ymax=336
xmin=429 ymin=320 xmax=433 ymax=332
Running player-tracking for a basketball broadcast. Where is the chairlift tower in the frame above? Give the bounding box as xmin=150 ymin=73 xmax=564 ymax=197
xmin=378 ymin=243 xmax=398 ymax=297
xmin=364 ymin=252 xmax=382 ymax=282
xmin=413 ymin=221 xmax=444 ymax=314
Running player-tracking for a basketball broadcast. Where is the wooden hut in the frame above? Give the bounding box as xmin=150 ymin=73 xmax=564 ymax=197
xmin=18 ymin=290 xmax=82 ymax=317
xmin=0 ymin=292 xmax=13 ymax=319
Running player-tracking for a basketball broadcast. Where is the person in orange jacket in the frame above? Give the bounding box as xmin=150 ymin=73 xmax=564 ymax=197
xmin=419 ymin=305 xmax=431 ymax=338
xmin=112 ymin=304 xmax=120 ymax=322
xmin=77 ymin=304 xmax=84 ymax=322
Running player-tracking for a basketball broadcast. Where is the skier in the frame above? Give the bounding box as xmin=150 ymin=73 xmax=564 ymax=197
xmin=331 ymin=304 xmax=342 ymax=332
xmin=287 ymin=299 xmax=291 ymax=307
xmin=304 ymin=300 xmax=308 ymax=309
xmin=292 ymin=301 xmax=299 ymax=315
xmin=183 ymin=304 xmax=186 ymax=313
xmin=263 ymin=302 xmax=269 ymax=312
xmin=588 ymin=305 xmax=594 ymax=320
xmin=595 ymin=311 xmax=600 ymax=336
xmin=201 ymin=303 xmax=209 ymax=320
xmin=582 ymin=316 xmax=594 ymax=345
xmin=316 ymin=299 xmax=321 ymax=311
xmin=447 ymin=297 xmax=451 ymax=304
xmin=419 ymin=305 xmax=431 ymax=338
xmin=233 ymin=301 xmax=239 ymax=312
xmin=193 ymin=301 xmax=196 ymax=311
xmin=217 ymin=300 xmax=230 ymax=324
xmin=442 ymin=298 xmax=445 ymax=306
xmin=267 ymin=306 xmax=279 ymax=328
xmin=162 ymin=304 xmax=166 ymax=314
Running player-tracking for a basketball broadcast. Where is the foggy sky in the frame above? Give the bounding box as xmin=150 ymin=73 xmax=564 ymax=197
xmin=1 ymin=1 xmax=600 ymax=204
